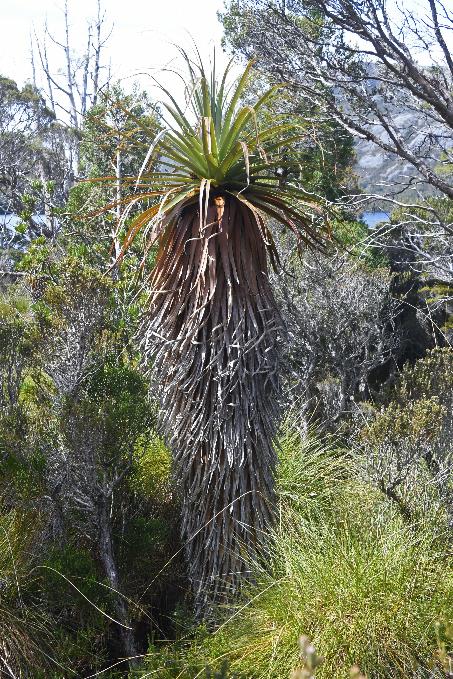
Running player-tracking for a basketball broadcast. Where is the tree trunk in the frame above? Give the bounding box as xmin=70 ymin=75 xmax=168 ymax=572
xmin=96 ymin=495 xmax=139 ymax=665
xmin=142 ymin=195 xmax=282 ymax=617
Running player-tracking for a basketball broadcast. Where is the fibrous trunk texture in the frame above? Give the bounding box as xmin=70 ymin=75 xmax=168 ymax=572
xmin=142 ymin=195 xmax=282 ymax=616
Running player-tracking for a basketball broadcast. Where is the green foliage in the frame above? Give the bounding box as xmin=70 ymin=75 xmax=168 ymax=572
xmin=0 ymin=448 xmax=46 ymax=500
xmin=395 ymin=347 xmax=453 ymax=401
xmin=129 ymin=433 xmax=172 ymax=503
xmin=80 ymin=85 xmax=161 ymax=178
xmin=391 ymin=196 xmax=453 ymax=231
xmin=230 ymin=68 xmax=356 ymax=202
xmin=0 ymin=510 xmax=53 ymax=676
xmin=220 ymin=2 xmax=356 ymax=203
xmin=362 ymin=396 xmax=444 ymax=445
xmin=386 ymin=197 xmax=453 ymax=338
xmin=0 ymin=76 xmax=52 ymax=115
xmin=86 ymin=357 xmax=152 ymax=454
xmin=16 ymin=237 xmax=51 ymax=273
xmin=0 ymin=289 xmax=47 ymax=502
xmin=139 ymin=429 xmax=451 ymax=679
xmin=359 ymin=348 xmax=453 ymax=524
xmin=31 ymin=544 xmax=115 ymax=674
xmin=62 ymin=85 xmax=162 ymax=267
xmin=333 ymin=217 xmax=389 ymax=268
xmin=277 ymin=429 xmax=349 ymax=521
xmin=39 ymin=544 xmax=112 ymax=627
xmin=112 ymin=55 xmax=325 ymax=263
xmin=0 ymin=75 xmax=65 ymax=249
xmin=0 ymin=242 xmax=178 ymax=674
xmin=0 ymin=291 xmax=35 ymax=359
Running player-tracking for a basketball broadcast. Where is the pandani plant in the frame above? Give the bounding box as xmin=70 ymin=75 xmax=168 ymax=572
xmin=110 ymin=54 xmax=326 ymax=617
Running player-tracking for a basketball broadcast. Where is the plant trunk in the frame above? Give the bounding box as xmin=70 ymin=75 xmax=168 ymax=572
xmin=97 ymin=495 xmax=139 ymax=666
xmin=142 ymin=195 xmax=282 ymax=617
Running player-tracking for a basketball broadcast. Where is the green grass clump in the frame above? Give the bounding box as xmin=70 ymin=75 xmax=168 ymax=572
xmin=140 ymin=429 xmax=452 ymax=679
xmin=0 ymin=511 xmax=54 ymax=676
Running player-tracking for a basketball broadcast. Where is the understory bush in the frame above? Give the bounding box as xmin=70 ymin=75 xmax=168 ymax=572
xmin=358 ymin=348 xmax=453 ymax=527
xmin=138 ymin=428 xmax=452 ymax=679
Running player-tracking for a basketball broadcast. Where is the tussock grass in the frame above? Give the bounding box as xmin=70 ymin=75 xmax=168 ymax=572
xmin=139 ymin=428 xmax=452 ymax=679
xmin=0 ymin=511 xmax=53 ymax=677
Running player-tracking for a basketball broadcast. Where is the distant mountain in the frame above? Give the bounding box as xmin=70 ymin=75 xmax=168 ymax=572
xmin=0 ymin=213 xmax=54 ymax=250
xmin=353 ymin=101 xmax=445 ymax=198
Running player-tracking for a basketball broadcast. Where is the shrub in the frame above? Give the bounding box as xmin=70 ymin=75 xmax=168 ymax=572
xmin=359 ymin=348 xmax=453 ymax=527
xmin=274 ymin=248 xmax=398 ymax=428
xmin=129 ymin=432 xmax=172 ymax=504
xmin=138 ymin=428 xmax=452 ymax=679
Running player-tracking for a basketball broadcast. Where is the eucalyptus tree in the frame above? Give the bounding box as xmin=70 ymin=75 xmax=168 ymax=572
xmin=116 ymin=56 xmax=324 ymax=615
xmin=220 ymin=0 xmax=453 ymax=313
xmin=221 ymin=0 xmax=453 ymax=200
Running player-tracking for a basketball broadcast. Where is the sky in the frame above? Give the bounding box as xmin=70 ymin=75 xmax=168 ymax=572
xmin=2 ymin=0 xmax=451 ymax=113
xmin=1 ymin=0 xmax=230 ymax=105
